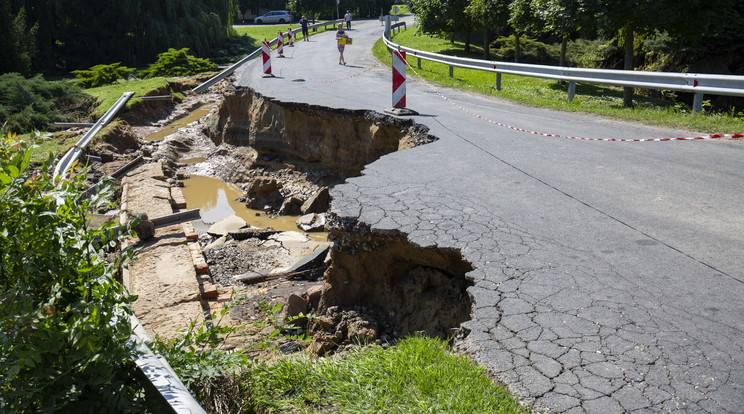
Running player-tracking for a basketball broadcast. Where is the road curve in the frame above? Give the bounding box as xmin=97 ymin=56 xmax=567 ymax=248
xmin=235 ymin=19 xmax=744 ymax=413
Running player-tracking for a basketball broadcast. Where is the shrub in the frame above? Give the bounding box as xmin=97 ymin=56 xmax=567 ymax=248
xmin=139 ymin=48 xmax=218 ymax=78
xmin=0 ymin=73 xmax=93 ymax=134
xmin=71 ymin=62 xmax=136 ymax=88
xmin=0 ymin=133 xmax=146 ymax=411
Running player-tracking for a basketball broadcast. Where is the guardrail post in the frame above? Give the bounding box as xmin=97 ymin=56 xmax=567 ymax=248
xmin=692 ymin=93 xmax=704 ymax=113
xmin=417 ymin=57 xmax=421 ymax=69
xmin=567 ymin=81 xmax=576 ymax=102
xmin=496 ymin=73 xmax=502 ymax=91
xmin=449 ymin=66 xmax=454 ymax=78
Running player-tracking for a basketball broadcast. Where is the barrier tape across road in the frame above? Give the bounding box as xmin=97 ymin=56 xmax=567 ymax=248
xmin=402 ymin=60 xmax=744 ymax=142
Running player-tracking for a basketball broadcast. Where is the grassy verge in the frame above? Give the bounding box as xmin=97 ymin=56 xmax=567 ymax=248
xmin=245 ymin=335 xmax=528 ymax=413
xmin=374 ymin=30 xmax=744 ymax=134
xmin=85 ymin=77 xmax=176 ymax=118
xmin=233 ymin=22 xmax=338 ymax=45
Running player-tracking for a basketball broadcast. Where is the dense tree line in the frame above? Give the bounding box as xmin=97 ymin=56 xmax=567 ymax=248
xmin=0 ymin=0 xmax=234 ymax=76
xmin=236 ymin=0 xmax=393 ymax=22
xmin=408 ymin=0 xmax=744 ymax=106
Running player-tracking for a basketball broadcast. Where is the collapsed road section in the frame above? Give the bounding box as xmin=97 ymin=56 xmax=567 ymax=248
xmin=88 ymin=82 xmax=479 ymax=356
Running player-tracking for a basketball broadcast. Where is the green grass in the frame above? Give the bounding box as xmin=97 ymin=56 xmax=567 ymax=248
xmin=233 ymin=22 xmax=338 ymax=46
xmin=85 ymin=77 xmax=175 ymax=118
xmin=391 ymin=4 xmax=411 ymax=15
xmin=246 ymin=335 xmax=529 ymax=413
xmin=375 ymin=30 xmax=744 ymax=134
xmin=25 ymin=132 xmax=77 ymax=166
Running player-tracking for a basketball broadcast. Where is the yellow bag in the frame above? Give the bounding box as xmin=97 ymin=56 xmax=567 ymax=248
xmin=339 ymin=37 xmax=353 ymax=45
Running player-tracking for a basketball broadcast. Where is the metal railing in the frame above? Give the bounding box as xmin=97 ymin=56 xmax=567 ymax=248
xmin=193 ymin=19 xmax=344 ymax=94
xmin=53 ymin=92 xmax=134 ymax=182
xmin=383 ymin=29 xmax=744 ymax=112
xmin=52 ymin=92 xmax=206 ymax=413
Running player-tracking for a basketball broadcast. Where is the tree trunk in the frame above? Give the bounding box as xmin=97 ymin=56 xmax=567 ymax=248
xmin=464 ymin=25 xmax=471 ymax=53
xmin=514 ymin=32 xmax=521 ymax=63
xmin=623 ymin=22 xmax=634 ymax=108
xmin=483 ymin=29 xmax=490 ymax=60
xmin=450 ymin=32 xmax=455 ymax=43
xmin=560 ymin=37 xmax=567 ymax=67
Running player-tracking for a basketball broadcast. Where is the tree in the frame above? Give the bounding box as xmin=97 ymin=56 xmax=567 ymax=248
xmin=408 ymin=0 xmax=473 ymax=52
xmin=593 ymin=0 xmax=671 ymax=107
xmin=466 ymin=0 xmax=510 ymax=59
xmin=508 ymin=0 xmax=540 ymax=63
xmin=0 ymin=2 xmax=38 ymax=75
xmin=531 ymin=0 xmax=593 ymax=67
xmin=3 ymin=0 xmax=234 ymax=75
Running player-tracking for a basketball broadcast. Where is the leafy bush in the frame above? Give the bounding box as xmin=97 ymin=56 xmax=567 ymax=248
xmin=0 ymin=73 xmax=93 ymax=134
xmin=0 ymin=133 xmax=146 ymax=412
xmin=71 ymin=62 xmax=136 ymax=88
xmin=139 ymin=48 xmax=218 ymax=78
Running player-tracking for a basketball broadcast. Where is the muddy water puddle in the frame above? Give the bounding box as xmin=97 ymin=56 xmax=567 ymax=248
xmin=145 ymin=103 xmax=217 ymax=142
xmin=181 ymin=175 xmax=326 ymax=240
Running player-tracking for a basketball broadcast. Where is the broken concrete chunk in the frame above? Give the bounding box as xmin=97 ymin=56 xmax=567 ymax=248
xmin=286 ymin=245 xmax=330 ymax=274
xmin=296 ymin=213 xmax=326 ymax=232
xmin=207 ymin=214 xmax=247 ymax=236
xmin=233 ymin=271 xmax=269 ymax=285
xmin=279 ymin=196 xmax=303 ymax=216
xmin=306 ymin=284 xmax=323 ymax=311
xmin=204 ymin=235 xmax=227 ymax=250
xmin=228 ymin=226 xmax=278 ymax=240
xmin=301 ymin=187 xmax=330 ymax=214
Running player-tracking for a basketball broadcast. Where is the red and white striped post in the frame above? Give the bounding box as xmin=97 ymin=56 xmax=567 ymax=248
xmin=261 ymin=40 xmax=273 ymax=77
xmin=276 ymin=31 xmax=285 ymax=57
xmin=392 ymin=51 xmax=406 ymax=108
xmin=287 ymin=28 xmax=294 ymax=47
xmin=385 ymin=50 xmax=418 ymax=115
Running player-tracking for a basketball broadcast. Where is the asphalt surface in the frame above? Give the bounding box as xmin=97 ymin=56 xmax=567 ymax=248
xmin=235 ymin=19 xmax=744 ymax=413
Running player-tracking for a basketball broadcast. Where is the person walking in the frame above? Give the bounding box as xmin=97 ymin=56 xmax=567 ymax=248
xmin=299 ymin=15 xmax=309 ymax=41
xmin=336 ymin=23 xmax=348 ymax=65
xmin=344 ymin=10 xmax=352 ymax=30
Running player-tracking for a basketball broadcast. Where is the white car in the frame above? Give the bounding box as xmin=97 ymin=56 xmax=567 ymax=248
xmin=254 ymin=10 xmax=293 ymax=24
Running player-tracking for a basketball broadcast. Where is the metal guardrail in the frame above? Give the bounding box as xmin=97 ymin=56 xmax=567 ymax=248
xmin=52 ymin=92 xmax=206 ymax=412
xmin=53 ymin=92 xmax=135 ymax=181
xmin=192 ymin=19 xmax=344 ymax=94
xmin=383 ymin=29 xmax=744 ymax=112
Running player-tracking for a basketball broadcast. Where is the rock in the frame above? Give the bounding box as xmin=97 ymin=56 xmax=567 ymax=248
xmin=301 ymin=187 xmax=330 ymax=214
xmin=201 ymin=283 xmax=219 ymax=299
xmin=279 ymin=196 xmax=303 ymax=215
xmin=285 ymin=293 xmax=308 ymax=317
xmin=134 ymin=214 xmax=155 ymax=240
xmin=347 ymin=319 xmax=379 ymax=343
xmin=306 ymin=284 xmax=323 ymax=310
xmin=233 ymin=271 xmax=268 ymax=285
xmin=228 ymin=226 xmax=278 ymax=240
xmin=207 ymin=215 xmax=247 ymax=236
xmin=245 ymin=176 xmax=284 ymax=210
xmin=246 ymin=176 xmax=279 ymax=193
xmin=308 ymin=333 xmax=341 ymax=356
xmin=286 ymin=245 xmax=330 ymax=274
xmin=296 ymin=213 xmax=326 ymax=232
xmin=204 ymin=235 xmax=227 ymax=250
xmin=279 ymin=341 xmax=304 ymax=354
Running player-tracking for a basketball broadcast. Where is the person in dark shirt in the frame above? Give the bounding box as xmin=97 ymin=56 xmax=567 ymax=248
xmin=299 ymin=15 xmax=309 ymax=41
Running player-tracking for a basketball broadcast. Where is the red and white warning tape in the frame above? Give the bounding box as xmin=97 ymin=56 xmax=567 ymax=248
xmin=403 ymin=59 xmax=744 ymax=142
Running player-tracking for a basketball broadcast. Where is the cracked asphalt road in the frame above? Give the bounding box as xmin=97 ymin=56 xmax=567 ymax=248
xmin=235 ymin=18 xmax=744 ymax=413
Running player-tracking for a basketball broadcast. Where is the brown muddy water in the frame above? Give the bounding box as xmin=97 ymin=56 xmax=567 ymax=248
xmin=181 ymin=175 xmax=326 ymax=240
xmin=145 ymin=104 xmax=217 ymax=142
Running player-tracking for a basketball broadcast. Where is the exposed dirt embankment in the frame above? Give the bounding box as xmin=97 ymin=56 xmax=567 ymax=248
xmin=313 ymin=215 xmax=474 ymax=346
xmin=206 ymin=86 xmax=435 ymax=179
